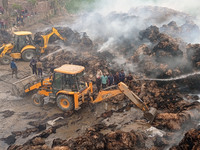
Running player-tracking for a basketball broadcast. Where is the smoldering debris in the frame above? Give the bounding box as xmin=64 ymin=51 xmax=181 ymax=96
xmin=170 ymin=128 xmax=200 ymax=150
xmin=4 ymin=5 xmax=200 ymax=150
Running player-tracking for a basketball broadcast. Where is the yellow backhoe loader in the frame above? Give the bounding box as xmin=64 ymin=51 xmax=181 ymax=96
xmin=0 ymin=27 xmax=66 ymax=65
xmin=12 ymin=64 xmax=157 ymax=122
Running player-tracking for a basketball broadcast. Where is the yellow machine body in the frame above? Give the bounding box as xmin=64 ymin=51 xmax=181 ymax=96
xmin=0 ymin=27 xmax=66 ymax=64
xmin=12 ymin=64 xmax=157 ymax=122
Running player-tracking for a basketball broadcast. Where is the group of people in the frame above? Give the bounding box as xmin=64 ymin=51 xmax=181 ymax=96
xmin=95 ymin=69 xmax=134 ymax=92
xmin=10 ymin=60 xmax=134 ymax=91
xmin=10 ymin=56 xmax=57 ymax=79
xmin=10 ymin=57 xmax=43 ymax=79
xmin=16 ymin=9 xmax=28 ymax=26
xmin=29 ymin=57 xmax=43 ymax=77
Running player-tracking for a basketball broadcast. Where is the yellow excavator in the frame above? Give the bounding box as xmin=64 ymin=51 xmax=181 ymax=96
xmin=12 ymin=64 xmax=157 ymax=122
xmin=0 ymin=27 xmax=66 ymax=65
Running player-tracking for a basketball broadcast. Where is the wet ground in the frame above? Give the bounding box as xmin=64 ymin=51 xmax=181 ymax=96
xmin=0 ymin=61 xmax=150 ymax=149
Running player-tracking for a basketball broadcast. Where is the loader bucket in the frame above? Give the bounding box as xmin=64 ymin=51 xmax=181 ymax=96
xmin=144 ymin=107 xmax=157 ymax=123
xmin=12 ymin=75 xmax=39 ymax=97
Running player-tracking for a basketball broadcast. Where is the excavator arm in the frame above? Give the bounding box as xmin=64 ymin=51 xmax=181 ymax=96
xmin=40 ymin=27 xmax=66 ymax=53
xmin=91 ymin=82 xmax=157 ymax=122
xmin=0 ymin=43 xmax=13 ymax=57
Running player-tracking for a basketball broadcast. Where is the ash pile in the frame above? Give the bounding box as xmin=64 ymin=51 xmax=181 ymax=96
xmin=7 ymin=6 xmax=200 ymax=150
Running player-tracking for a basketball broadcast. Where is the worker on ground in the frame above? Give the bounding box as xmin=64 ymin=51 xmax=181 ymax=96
xmin=119 ymin=70 xmax=125 ymax=82
xmin=30 ymin=57 xmax=37 ymax=75
xmin=114 ymin=72 xmax=120 ymax=85
xmin=20 ymin=14 xmax=24 ymax=26
xmin=50 ymin=63 xmax=55 ymax=74
xmin=36 ymin=59 xmax=43 ymax=78
xmin=101 ymin=73 xmax=108 ymax=89
xmin=126 ymin=72 xmax=133 ymax=89
xmin=16 ymin=15 xmax=20 ymax=25
xmin=108 ymin=73 xmax=114 ymax=86
xmin=10 ymin=59 xmax=18 ymax=78
xmin=96 ymin=69 xmax=103 ymax=92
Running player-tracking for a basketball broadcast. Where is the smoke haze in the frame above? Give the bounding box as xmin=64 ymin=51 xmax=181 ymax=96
xmin=71 ymin=0 xmax=200 ymax=75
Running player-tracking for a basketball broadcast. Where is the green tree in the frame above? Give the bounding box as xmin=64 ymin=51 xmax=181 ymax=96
xmin=65 ymin=0 xmax=96 ymax=13
xmin=48 ymin=0 xmax=66 ymax=15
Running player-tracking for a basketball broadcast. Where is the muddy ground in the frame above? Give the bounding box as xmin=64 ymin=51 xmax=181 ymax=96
xmin=0 ymin=61 xmax=150 ymax=149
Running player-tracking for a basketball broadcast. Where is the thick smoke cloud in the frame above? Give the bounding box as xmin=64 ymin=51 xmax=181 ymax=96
xmin=71 ymin=0 xmax=200 ymax=75
xmin=93 ymin=0 xmax=200 ymax=19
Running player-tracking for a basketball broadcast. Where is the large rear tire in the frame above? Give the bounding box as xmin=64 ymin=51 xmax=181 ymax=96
xmin=56 ymin=95 xmax=74 ymax=112
xmin=0 ymin=55 xmax=11 ymax=65
xmin=22 ymin=49 xmax=36 ymax=62
xmin=32 ymin=93 xmax=44 ymax=107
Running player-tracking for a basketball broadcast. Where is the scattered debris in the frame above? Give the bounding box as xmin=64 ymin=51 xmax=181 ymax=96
xmin=47 ymin=117 xmax=64 ymax=126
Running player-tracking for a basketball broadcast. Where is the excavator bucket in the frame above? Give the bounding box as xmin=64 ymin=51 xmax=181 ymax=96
xmin=118 ymin=82 xmax=157 ymax=123
xmin=144 ymin=107 xmax=157 ymax=123
xmin=12 ymin=75 xmax=39 ymax=97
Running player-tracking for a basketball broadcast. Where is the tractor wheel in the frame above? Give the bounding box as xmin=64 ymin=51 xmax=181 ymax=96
xmin=56 ymin=95 xmax=74 ymax=112
xmin=22 ymin=49 xmax=36 ymax=62
xmin=32 ymin=93 xmax=44 ymax=107
xmin=0 ymin=55 xmax=11 ymax=65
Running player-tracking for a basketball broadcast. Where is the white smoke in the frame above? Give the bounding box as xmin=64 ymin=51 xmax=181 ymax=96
xmin=70 ymin=0 xmax=200 ymax=74
xmin=72 ymin=0 xmax=200 ymax=42
xmin=93 ymin=0 xmax=200 ymax=18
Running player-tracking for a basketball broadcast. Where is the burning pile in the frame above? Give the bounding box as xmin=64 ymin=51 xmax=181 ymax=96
xmin=170 ymin=127 xmax=200 ymax=150
xmin=5 ymin=6 xmax=200 ymax=149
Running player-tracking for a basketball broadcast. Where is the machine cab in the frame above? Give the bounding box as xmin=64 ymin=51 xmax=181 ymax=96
xmin=52 ymin=64 xmax=85 ymax=94
xmin=13 ymin=31 xmax=34 ymax=52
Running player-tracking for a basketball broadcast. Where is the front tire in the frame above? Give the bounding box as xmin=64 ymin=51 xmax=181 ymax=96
xmin=22 ymin=49 xmax=36 ymax=61
xmin=56 ymin=95 xmax=74 ymax=112
xmin=0 ymin=55 xmax=11 ymax=65
xmin=32 ymin=93 xmax=44 ymax=107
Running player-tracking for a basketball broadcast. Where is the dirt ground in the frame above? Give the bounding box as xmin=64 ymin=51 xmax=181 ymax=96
xmin=0 ymin=14 xmax=77 ymax=149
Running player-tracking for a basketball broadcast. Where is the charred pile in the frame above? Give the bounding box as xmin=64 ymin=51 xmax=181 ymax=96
xmin=186 ymin=44 xmax=200 ymax=68
xmin=170 ymin=127 xmax=200 ymax=150
xmin=5 ymin=6 xmax=200 ymax=149
xmin=41 ymin=49 xmax=110 ymax=81
xmin=160 ymin=21 xmax=200 ymax=43
xmin=8 ymin=125 xmax=147 ymax=150
xmin=135 ymin=26 xmax=186 ymax=78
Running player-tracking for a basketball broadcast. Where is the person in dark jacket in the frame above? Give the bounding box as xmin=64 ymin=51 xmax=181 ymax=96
xmin=126 ymin=72 xmax=133 ymax=88
xmin=50 ymin=63 xmax=55 ymax=73
xmin=10 ymin=59 xmax=18 ymax=78
xmin=114 ymin=72 xmax=120 ymax=85
xmin=108 ymin=73 xmax=114 ymax=86
xmin=36 ymin=59 xmax=43 ymax=77
xmin=119 ymin=70 xmax=125 ymax=82
xmin=30 ymin=57 xmax=37 ymax=75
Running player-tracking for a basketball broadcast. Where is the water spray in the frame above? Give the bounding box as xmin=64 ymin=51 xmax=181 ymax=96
xmin=139 ymin=71 xmax=200 ymax=81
